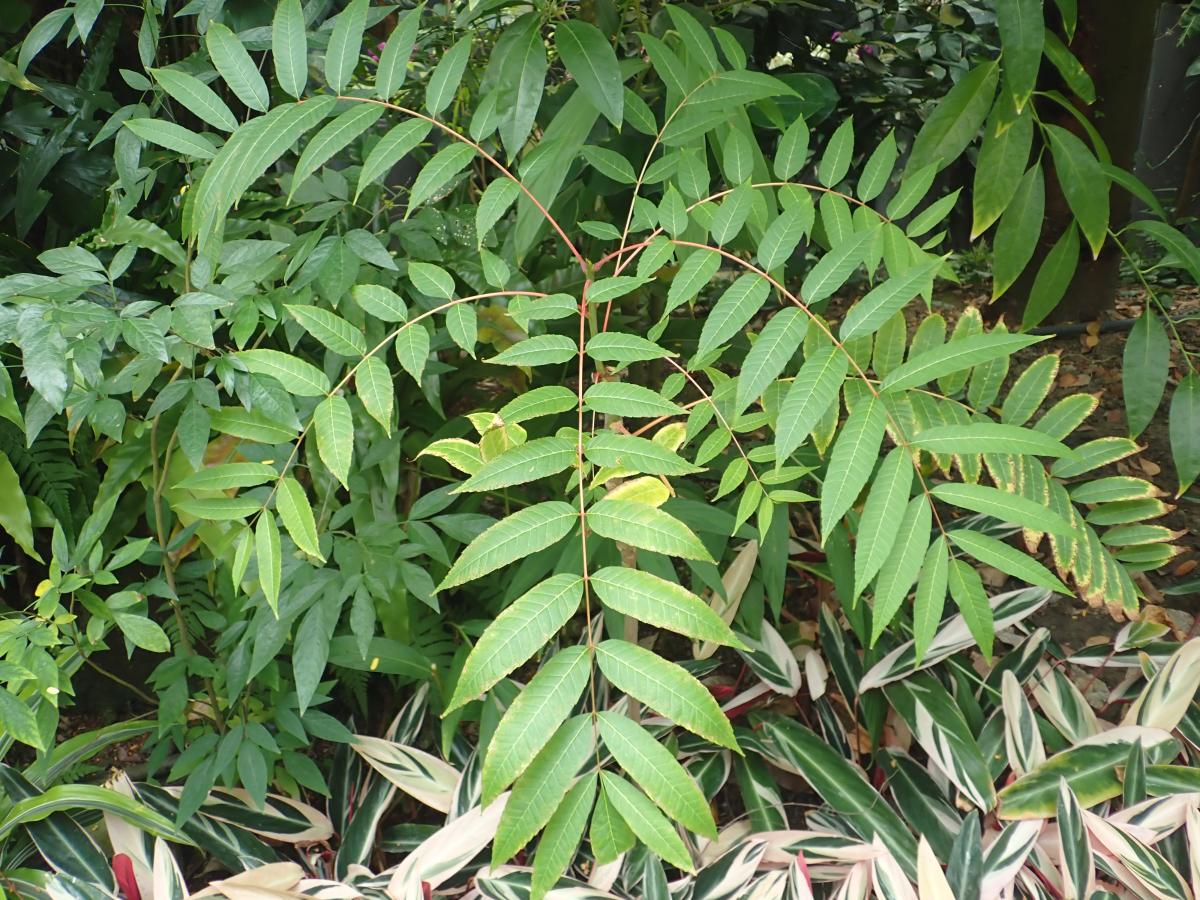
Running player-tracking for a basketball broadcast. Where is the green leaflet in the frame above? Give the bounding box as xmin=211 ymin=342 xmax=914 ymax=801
xmin=408 ymin=142 xmax=477 ymax=213
xmin=448 ymin=575 xmax=583 ymax=710
xmin=858 ymin=130 xmax=898 ymax=202
xmin=290 ymin=104 xmax=384 ymax=201
xmin=314 ymin=394 xmax=354 ymax=489
xmin=596 ymin=639 xmax=736 ymax=748
xmin=590 ymin=567 xmax=741 ymax=647
xmin=599 ymin=772 xmax=694 ymax=871
xmin=426 ymin=34 xmax=472 ymax=115
xmin=493 ymin=715 xmax=593 ymax=865
xmin=906 ymin=60 xmax=998 ymax=174
xmin=774 ymin=116 xmax=810 ymax=180
xmin=598 ymin=712 xmax=715 ymax=838
xmin=481 ymin=645 xmax=591 ymax=803
xmin=972 ymin=106 xmax=1033 ymax=238
xmin=735 ymin=308 xmax=808 ymax=414
xmin=555 ymin=20 xmax=623 ymax=126
xmin=776 ymin=344 xmax=848 ymax=463
xmin=587 ymin=500 xmax=712 ymax=562
xmin=839 ymin=257 xmax=940 ymax=342
xmin=584 ymin=382 xmax=682 ymax=418
xmin=912 ymin=537 xmax=949 ymax=664
xmin=820 ymin=393 xmax=886 ymax=545
xmin=489 ymin=335 xmax=576 ymax=366
xmin=272 ymin=0 xmax=307 ymax=98
xmin=818 ymin=116 xmax=855 ymax=187
xmin=356 ymin=355 xmax=394 ymax=432
xmin=276 ymin=477 xmax=323 ymax=561
xmin=992 ymin=164 xmax=1045 ymax=301
xmin=586 ymin=332 xmax=675 ymax=365
xmin=591 ymin=779 xmax=635 ymax=864
xmin=532 ymin=773 xmax=596 ymax=900
xmin=123 ymin=119 xmax=218 ymax=159
xmin=853 ymin=446 xmax=913 ymax=600
xmin=801 ymin=225 xmax=877 ymax=305
xmin=947 ymin=530 xmax=1069 ymax=593
xmin=324 ymin=0 xmax=368 ymax=93
xmin=150 ymin=67 xmax=238 ymax=132
xmin=175 ymin=462 xmax=275 ymax=491
xmin=356 ymin=120 xmax=432 ymax=201
xmin=882 ymin=333 xmax=1044 ymax=392
xmin=931 ymin=482 xmax=1072 ymax=536
xmin=377 ymin=5 xmax=423 ymax=98
xmin=909 ymin=422 xmax=1071 ymax=457
xmin=439 ymin=501 xmax=577 ymax=589
xmin=287 ymin=304 xmax=366 ymax=357
xmin=584 ymin=432 xmax=700 ymax=476
xmin=206 ymin=22 xmax=269 ymax=112
xmin=1045 ymin=124 xmax=1108 ymax=257
xmin=1123 ymin=309 xmax=1170 ymax=440
xmin=870 ymin=495 xmax=931 ymax=644
xmin=995 ymin=0 xmax=1043 ymax=111
xmin=696 ymin=273 xmax=771 ymax=358
xmin=256 ymin=513 xmax=281 ymax=615
xmin=455 ymin=437 xmax=575 ymax=493
xmin=353 ymin=284 xmax=409 ymax=322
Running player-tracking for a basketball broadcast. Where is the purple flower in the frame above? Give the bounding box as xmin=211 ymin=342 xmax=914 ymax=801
xmin=861 ymin=44 xmax=875 ymax=55
xmin=830 ymin=30 xmax=842 ymax=42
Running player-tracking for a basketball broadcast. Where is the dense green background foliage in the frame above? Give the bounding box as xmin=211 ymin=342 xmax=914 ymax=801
xmin=0 ymin=1 xmax=1198 ymax=897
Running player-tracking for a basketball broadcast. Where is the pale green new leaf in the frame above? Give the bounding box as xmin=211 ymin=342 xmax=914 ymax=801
xmin=439 ymin=501 xmax=577 ymax=589
xmin=596 ymin=639 xmax=737 ymax=749
xmin=481 ymin=646 xmax=591 ymax=803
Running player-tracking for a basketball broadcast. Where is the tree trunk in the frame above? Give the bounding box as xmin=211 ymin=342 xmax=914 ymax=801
xmin=1005 ymin=0 xmax=1161 ymax=323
